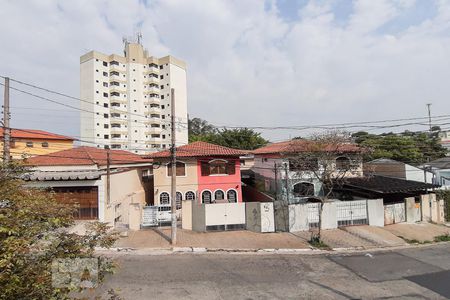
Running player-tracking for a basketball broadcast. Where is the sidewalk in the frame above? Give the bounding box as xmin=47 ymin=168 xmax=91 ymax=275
xmin=384 ymin=223 xmax=450 ymax=243
xmin=114 ymin=228 xmax=310 ymax=250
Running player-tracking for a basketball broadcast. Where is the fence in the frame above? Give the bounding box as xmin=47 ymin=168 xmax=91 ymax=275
xmin=336 ymin=200 xmax=368 ymax=227
xmin=384 ymin=202 xmax=406 ymax=225
xmin=307 ymin=203 xmax=320 ymax=229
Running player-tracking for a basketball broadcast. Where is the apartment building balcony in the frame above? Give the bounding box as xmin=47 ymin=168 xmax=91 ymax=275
xmin=110 ymin=137 xmax=128 ymax=144
xmin=110 ymin=64 xmax=125 ymax=73
xmin=144 ymin=77 xmax=159 ymax=85
xmin=145 ymin=106 xmax=161 ymax=114
xmin=110 ymin=96 xmax=127 ymax=104
xmin=110 ymin=106 xmax=127 ymax=114
xmin=111 ymin=127 xmax=128 ymax=135
xmin=110 ymin=115 xmax=128 ymax=124
xmin=110 ymin=74 xmax=125 ymax=82
xmin=144 ymin=119 xmax=161 ymax=125
xmin=147 ymin=86 xmax=160 ymax=93
xmin=145 ymin=127 xmax=162 ymax=135
xmin=144 ymin=97 xmax=160 ymax=105
xmin=110 ymin=87 xmax=126 ymax=94
xmin=145 ymin=139 xmax=162 ymax=145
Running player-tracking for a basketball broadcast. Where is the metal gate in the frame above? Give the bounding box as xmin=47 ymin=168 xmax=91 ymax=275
xmin=384 ymin=202 xmax=406 ymax=225
xmin=336 ymin=200 xmax=368 ymax=227
xmin=307 ymin=203 xmax=320 ymax=229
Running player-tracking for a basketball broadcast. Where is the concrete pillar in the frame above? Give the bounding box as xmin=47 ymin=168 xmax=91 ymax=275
xmin=321 ymin=202 xmax=337 ymax=230
xmin=420 ymin=194 xmax=432 ymax=222
xmin=246 ymin=202 xmax=275 ymax=233
xmin=182 ymin=200 xmax=193 ymax=230
xmin=367 ymin=199 xmax=385 ymax=227
xmin=405 ymin=197 xmax=416 ymax=223
xmin=288 ymin=204 xmax=309 ymax=232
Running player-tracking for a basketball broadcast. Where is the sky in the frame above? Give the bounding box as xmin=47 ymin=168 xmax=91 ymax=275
xmin=1 ymin=0 xmax=450 ymax=142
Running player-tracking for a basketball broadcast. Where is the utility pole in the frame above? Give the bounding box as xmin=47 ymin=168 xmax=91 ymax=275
xmin=426 ymin=103 xmax=432 ymax=132
xmin=106 ymin=146 xmax=111 ymax=206
xmin=3 ymin=77 xmax=10 ymax=164
xmin=170 ymin=88 xmax=177 ymax=245
xmin=284 ymin=163 xmax=290 ymax=204
xmin=274 ymin=163 xmax=278 ymax=200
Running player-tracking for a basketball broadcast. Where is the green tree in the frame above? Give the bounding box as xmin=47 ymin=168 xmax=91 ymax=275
xmin=0 ymin=162 xmax=118 ymax=300
xmin=188 ymin=117 xmax=268 ymax=150
xmin=352 ymin=130 xmax=447 ymax=164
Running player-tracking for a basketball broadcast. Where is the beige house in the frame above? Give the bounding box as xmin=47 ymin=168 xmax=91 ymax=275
xmin=24 ymin=146 xmax=152 ymax=230
xmin=0 ymin=128 xmax=74 ymax=160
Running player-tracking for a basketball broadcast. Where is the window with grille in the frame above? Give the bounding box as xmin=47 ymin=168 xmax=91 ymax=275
xmin=176 ymin=192 xmax=182 ymax=209
xmin=185 ymin=191 xmax=195 ymax=201
xmin=202 ymin=191 xmax=212 ymax=204
xmin=227 ymin=190 xmax=237 ymax=202
xmin=214 ymin=190 xmax=225 ymax=201
xmin=160 ymin=192 xmax=170 ymax=205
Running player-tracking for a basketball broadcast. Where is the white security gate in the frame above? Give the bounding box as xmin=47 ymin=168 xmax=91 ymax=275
xmin=336 ymin=200 xmax=368 ymax=227
xmin=307 ymin=203 xmax=320 ymax=229
xmin=384 ymin=202 xmax=406 ymax=225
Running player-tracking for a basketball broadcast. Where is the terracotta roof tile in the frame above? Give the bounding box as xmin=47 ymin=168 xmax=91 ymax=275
xmin=26 ymin=146 xmax=151 ymax=166
xmin=0 ymin=128 xmax=74 ymax=140
xmin=253 ymin=139 xmax=362 ymax=155
xmin=146 ymin=141 xmax=247 ymax=158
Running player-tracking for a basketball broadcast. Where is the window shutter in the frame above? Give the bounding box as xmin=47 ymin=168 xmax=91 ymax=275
xmin=201 ymin=162 xmax=210 ymax=176
xmin=227 ymin=161 xmax=236 ymax=175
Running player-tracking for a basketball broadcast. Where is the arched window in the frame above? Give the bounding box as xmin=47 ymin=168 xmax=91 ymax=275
xmin=185 ymin=191 xmax=195 ymax=201
xmin=293 ymin=182 xmax=314 ymax=197
xmin=167 ymin=161 xmax=186 ymax=176
xmin=227 ymin=190 xmax=237 ymax=203
xmin=176 ymin=192 xmax=182 ymax=209
xmin=336 ymin=156 xmax=351 ymax=171
xmin=160 ymin=192 xmax=170 ymax=205
xmin=214 ymin=190 xmax=225 ymax=201
xmin=202 ymin=191 xmax=212 ymax=204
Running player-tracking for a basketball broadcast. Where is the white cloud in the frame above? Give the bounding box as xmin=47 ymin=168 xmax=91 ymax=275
xmin=0 ymin=0 xmax=449 ymax=141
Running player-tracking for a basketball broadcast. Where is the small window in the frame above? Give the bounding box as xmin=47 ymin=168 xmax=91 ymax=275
xmin=41 ymin=142 xmax=49 ymax=148
xmin=167 ymin=161 xmax=186 ymax=176
xmin=103 ymin=61 xmax=108 ymax=67
xmin=104 ymin=114 xmax=109 ymax=118
xmin=104 ymin=124 xmax=109 ymax=129
xmin=103 ymin=72 xmax=108 ymax=76
xmin=103 ymin=103 xmax=108 ymax=108
xmin=103 ymin=82 xmax=108 ymax=87
xmin=336 ymin=157 xmax=351 ymax=171
xmin=227 ymin=190 xmax=237 ymax=203
xmin=185 ymin=191 xmax=195 ymax=201
xmin=214 ymin=190 xmax=225 ymax=201
xmin=161 ymin=95 xmax=164 ymax=100
xmin=160 ymin=192 xmax=170 ymax=205
xmin=202 ymin=191 xmax=212 ymax=204
xmin=104 ymin=135 xmax=109 ymax=139
xmin=26 ymin=141 xmax=33 ymax=148
xmin=176 ymin=192 xmax=182 ymax=209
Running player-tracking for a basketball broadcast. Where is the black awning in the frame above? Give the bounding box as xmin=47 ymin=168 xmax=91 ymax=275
xmin=342 ymin=175 xmax=438 ymax=194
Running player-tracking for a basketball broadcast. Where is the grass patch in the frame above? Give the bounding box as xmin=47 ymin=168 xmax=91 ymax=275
xmin=309 ymin=236 xmax=331 ymax=250
xmin=434 ymin=234 xmax=450 ymax=242
xmin=399 ymin=236 xmax=432 ymax=244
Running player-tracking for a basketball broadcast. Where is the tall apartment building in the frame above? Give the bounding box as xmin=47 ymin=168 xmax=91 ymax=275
xmin=80 ymin=38 xmax=188 ymax=154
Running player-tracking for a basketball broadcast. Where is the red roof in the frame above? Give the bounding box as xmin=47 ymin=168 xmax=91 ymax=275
xmin=147 ymin=141 xmax=247 ymax=159
xmin=26 ymin=146 xmax=152 ymax=166
xmin=253 ymin=139 xmax=362 ymax=155
xmin=0 ymin=128 xmax=74 ymax=141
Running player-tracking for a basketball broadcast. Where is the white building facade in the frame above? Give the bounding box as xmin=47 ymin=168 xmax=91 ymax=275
xmin=80 ymin=39 xmax=188 ymax=153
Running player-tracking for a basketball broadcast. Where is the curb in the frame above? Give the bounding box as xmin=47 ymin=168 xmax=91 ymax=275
xmin=96 ymin=240 xmax=450 ymax=256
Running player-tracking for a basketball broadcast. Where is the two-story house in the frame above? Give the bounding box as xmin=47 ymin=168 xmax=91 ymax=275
xmin=252 ymin=139 xmax=363 ymax=204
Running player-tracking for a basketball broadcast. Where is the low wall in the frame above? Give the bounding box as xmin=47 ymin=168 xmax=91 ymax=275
xmin=246 ymin=202 xmax=275 ymax=233
xmin=192 ymin=203 xmax=246 ymax=232
xmin=367 ymin=199 xmax=384 ymax=227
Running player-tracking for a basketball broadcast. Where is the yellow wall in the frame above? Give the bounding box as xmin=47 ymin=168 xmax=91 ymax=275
xmin=1 ymin=139 xmax=74 ymax=159
xmin=153 ymin=158 xmax=198 ymax=205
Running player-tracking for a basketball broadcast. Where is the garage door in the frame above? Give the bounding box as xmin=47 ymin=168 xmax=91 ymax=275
xmin=52 ymin=186 xmax=99 ymax=220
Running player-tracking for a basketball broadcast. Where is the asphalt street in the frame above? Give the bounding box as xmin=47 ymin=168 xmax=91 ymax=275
xmin=92 ymin=243 xmax=450 ymax=300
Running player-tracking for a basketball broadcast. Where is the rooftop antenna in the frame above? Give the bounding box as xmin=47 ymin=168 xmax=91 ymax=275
xmin=137 ymin=32 xmax=143 ymax=45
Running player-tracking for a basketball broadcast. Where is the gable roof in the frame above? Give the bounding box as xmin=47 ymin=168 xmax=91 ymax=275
xmin=25 ymin=146 xmax=151 ymax=166
xmin=253 ymin=139 xmax=362 ymax=156
xmin=425 ymin=157 xmax=450 ymax=170
xmin=0 ymin=128 xmax=74 ymax=141
xmin=147 ymin=141 xmax=247 ymax=159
